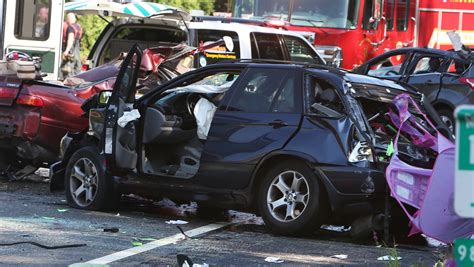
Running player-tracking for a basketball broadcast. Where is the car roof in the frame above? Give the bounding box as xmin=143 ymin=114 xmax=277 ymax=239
xmin=188 ymin=21 xmax=308 ymax=39
xmin=200 ymin=61 xmax=416 ymax=93
xmin=387 ymin=47 xmax=470 ymax=60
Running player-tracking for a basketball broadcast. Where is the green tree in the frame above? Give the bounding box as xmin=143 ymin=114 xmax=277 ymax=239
xmin=156 ymin=0 xmax=215 ymax=15
xmin=77 ymin=15 xmax=109 ymax=62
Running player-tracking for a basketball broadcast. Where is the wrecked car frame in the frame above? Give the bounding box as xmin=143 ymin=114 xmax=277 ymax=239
xmin=50 ymin=46 xmax=449 ymax=236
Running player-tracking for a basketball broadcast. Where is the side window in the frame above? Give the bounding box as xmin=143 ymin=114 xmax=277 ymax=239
xmin=196 ymin=29 xmax=240 ymax=61
xmin=386 ymin=0 xmax=395 ymax=30
xmin=367 ymin=53 xmax=408 ymax=77
xmin=251 ymin=33 xmax=285 ymax=60
xmin=307 ymin=76 xmax=345 ymax=117
xmin=409 ymin=55 xmax=444 ymax=75
xmin=362 ymin=0 xmax=382 ymax=30
xmin=283 ymin=35 xmax=322 ymax=64
xmin=14 ymin=0 xmax=51 ymax=40
xmin=447 ymin=59 xmax=470 ymax=75
xmin=156 ymin=71 xmax=241 ymax=106
xmin=227 ymin=68 xmax=298 ymax=113
xmin=396 ymin=0 xmax=410 ymax=31
xmin=100 ymin=27 xmax=187 ymax=65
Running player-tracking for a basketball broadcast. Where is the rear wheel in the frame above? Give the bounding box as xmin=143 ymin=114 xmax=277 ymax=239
xmin=438 ymin=108 xmax=454 ymax=133
xmin=65 ymin=146 xmax=117 ymax=210
xmin=258 ymin=160 xmax=324 ymax=235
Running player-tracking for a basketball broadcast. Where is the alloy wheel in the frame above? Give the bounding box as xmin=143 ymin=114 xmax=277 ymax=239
xmin=440 ymin=115 xmax=454 ymax=133
xmin=266 ymin=170 xmax=310 ymax=222
xmin=69 ymin=157 xmax=99 ymax=207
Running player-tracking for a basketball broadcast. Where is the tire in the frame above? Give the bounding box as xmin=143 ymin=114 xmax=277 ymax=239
xmin=257 ymin=160 xmax=325 ymax=236
xmin=65 ymin=146 xmax=118 ymax=210
xmin=438 ymin=108 xmax=455 ymax=133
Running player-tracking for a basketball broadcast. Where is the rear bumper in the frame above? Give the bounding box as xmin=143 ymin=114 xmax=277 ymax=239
xmin=0 ymin=106 xmax=55 ymax=163
xmin=0 ymin=106 xmax=41 ymax=139
xmin=316 ymin=166 xmax=386 ymax=223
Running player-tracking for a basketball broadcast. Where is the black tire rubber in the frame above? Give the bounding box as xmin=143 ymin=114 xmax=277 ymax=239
xmin=258 ymin=160 xmax=324 ymax=236
xmin=65 ymin=146 xmax=118 ymax=210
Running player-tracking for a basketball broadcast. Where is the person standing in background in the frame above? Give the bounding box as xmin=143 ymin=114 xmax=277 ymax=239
xmin=35 ymin=6 xmax=49 ymax=38
xmin=60 ymin=12 xmax=83 ymax=79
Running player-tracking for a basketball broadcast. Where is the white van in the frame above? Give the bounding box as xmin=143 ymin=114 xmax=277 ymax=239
xmin=0 ymin=1 xmax=325 ymax=80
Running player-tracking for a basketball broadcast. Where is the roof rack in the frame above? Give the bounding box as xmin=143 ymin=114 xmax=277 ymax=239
xmin=191 ymin=15 xmax=266 ymax=26
xmin=223 ymin=59 xmax=346 ymax=74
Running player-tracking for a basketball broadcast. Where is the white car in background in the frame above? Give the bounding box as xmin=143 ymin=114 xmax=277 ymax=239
xmin=86 ymin=13 xmax=326 ymax=69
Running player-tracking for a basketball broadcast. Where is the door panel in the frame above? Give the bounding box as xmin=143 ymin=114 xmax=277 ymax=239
xmin=197 ymin=68 xmax=303 ymax=190
xmin=104 ymin=45 xmax=142 ymax=170
xmin=406 ymin=54 xmax=444 ymax=102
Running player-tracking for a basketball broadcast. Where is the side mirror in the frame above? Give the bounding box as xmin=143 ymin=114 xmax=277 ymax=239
xmin=223 ymin=36 xmax=235 ymax=52
xmin=98 ymin=90 xmax=113 ymax=105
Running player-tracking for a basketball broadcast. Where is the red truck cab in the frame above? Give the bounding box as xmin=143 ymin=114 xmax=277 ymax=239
xmin=233 ymin=0 xmax=473 ymax=70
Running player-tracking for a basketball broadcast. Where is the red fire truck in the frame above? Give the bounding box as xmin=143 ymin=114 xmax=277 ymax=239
xmin=232 ymin=0 xmax=474 ymax=69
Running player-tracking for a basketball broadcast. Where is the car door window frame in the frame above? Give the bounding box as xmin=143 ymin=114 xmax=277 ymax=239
xmin=405 ymin=53 xmax=447 ymax=76
xmin=250 ymin=32 xmax=289 ymax=61
xmin=224 ymin=67 xmax=302 ymax=113
xmin=141 ymin=66 xmax=246 ymax=109
xmin=304 ymin=73 xmax=346 ymax=119
xmin=365 ymin=51 xmax=413 ymax=78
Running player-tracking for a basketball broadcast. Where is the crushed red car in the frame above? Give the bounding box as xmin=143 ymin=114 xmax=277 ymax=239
xmin=0 ymin=43 xmax=210 ymax=169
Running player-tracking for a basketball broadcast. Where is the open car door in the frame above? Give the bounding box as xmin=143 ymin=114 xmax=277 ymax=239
xmin=103 ymin=44 xmax=142 ymax=171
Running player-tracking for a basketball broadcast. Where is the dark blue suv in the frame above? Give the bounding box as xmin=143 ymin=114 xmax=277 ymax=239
xmin=50 ymin=46 xmax=446 ymax=235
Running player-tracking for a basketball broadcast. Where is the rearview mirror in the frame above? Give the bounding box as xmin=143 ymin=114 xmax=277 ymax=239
xmin=98 ymin=90 xmax=113 ymax=105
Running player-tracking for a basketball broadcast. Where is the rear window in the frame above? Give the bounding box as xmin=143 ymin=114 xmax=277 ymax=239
xmin=196 ymin=29 xmax=240 ymax=65
xmin=14 ymin=0 xmax=51 ymax=40
xmin=99 ymin=27 xmax=187 ymax=64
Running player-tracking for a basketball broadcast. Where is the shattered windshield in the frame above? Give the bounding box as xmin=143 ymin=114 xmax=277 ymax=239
xmin=234 ymin=0 xmax=360 ymax=29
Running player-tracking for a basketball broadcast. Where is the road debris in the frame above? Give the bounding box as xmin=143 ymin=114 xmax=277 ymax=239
xmin=177 ymin=254 xmax=209 ymax=267
xmin=103 ymin=228 xmax=119 ymax=233
xmin=331 ymin=254 xmax=348 ymax=259
xmin=377 ymin=255 xmax=402 ymax=261
xmin=131 ymin=241 xmax=143 ymax=247
xmin=264 ymin=257 xmax=284 ymax=263
xmin=0 ymin=241 xmax=86 ymax=249
xmin=166 ymin=220 xmax=189 ymax=225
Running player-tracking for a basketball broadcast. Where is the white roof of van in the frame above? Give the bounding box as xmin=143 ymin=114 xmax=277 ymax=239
xmin=189 ymin=21 xmax=307 ymax=39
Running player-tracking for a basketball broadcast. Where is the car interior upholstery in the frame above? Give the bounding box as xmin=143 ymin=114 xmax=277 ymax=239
xmin=139 ymin=72 xmax=239 ymax=178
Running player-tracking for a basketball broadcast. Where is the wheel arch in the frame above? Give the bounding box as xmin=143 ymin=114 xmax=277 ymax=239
xmin=249 ymin=151 xmax=331 ymax=213
xmin=49 ymin=132 xmax=100 ymax=192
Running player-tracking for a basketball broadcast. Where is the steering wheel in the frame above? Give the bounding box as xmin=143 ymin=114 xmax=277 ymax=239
xmin=186 ymin=93 xmax=201 ymax=118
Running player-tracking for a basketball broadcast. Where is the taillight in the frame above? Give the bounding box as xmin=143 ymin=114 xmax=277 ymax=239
xmin=459 ymin=77 xmax=474 ymax=90
xmin=17 ymin=95 xmax=44 ymax=107
xmin=82 ymin=64 xmax=89 ymax=72
xmin=0 ymin=87 xmax=18 ymax=99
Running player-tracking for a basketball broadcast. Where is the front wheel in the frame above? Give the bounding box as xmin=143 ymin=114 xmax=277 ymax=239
xmin=258 ymin=160 xmax=325 ymax=236
xmin=65 ymin=146 xmax=117 ymax=210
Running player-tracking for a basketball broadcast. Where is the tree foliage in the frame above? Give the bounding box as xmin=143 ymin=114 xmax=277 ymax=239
xmin=77 ymin=15 xmax=109 ymax=61
xmin=154 ymin=0 xmax=215 ymax=14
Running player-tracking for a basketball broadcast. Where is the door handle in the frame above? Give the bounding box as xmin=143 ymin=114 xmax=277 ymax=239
xmin=268 ymin=120 xmax=288 ymax=128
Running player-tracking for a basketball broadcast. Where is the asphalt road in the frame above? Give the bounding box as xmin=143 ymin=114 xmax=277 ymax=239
xmin=0 ymin=178 xmax=446 ymax=266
